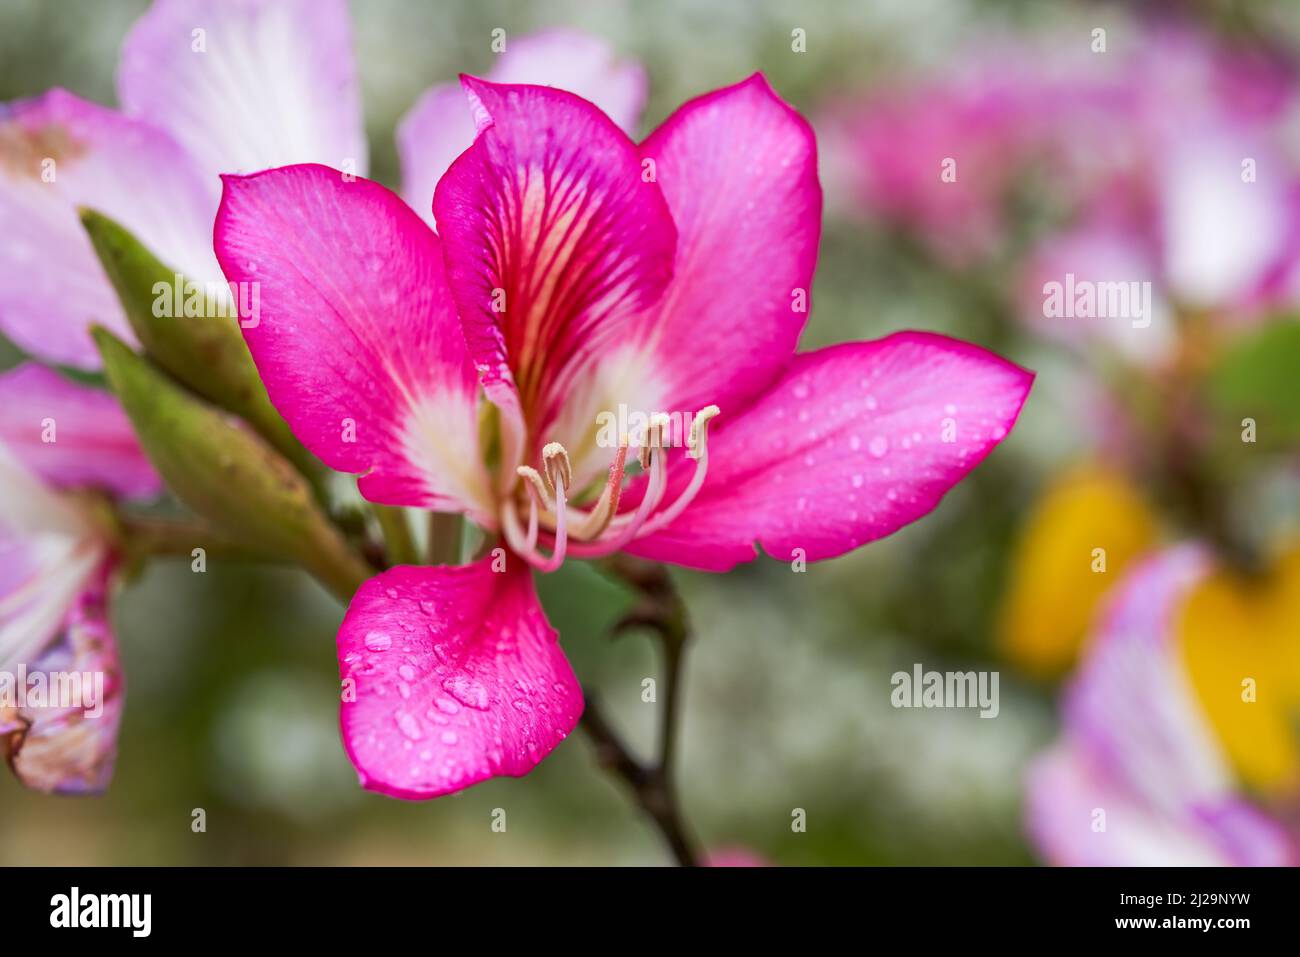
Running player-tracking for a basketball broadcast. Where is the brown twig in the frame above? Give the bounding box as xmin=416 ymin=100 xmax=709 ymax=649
xmin=582 ymin=554 xmax=700 ymax=866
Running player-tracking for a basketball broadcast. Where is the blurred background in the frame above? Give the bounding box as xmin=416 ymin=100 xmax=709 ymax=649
xmin=2 ymin=0 xmax=1298 ymax=865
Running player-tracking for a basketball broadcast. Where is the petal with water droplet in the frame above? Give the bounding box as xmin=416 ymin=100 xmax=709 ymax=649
xmin=337 ymin=557 xmax=582 ymax=799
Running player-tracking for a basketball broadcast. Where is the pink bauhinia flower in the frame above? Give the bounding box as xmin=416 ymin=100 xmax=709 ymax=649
xmin=0 ymin=364 xmax=160 ymax=793
xmin=215 ymin=73 xmax=1033 ymax=799
xmin=0 ymin=0 xmax=637 ymax=368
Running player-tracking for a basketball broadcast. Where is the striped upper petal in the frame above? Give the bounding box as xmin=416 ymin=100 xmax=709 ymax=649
xmin=433 ymin=78 xmax=676 ymax=472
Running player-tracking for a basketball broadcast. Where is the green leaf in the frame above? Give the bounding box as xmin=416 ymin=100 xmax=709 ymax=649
xmin=79 ymin=208 xmax=318 ymax=479
xmin=1206 ymin=320 xmax=1300 ymax=447
xmin=93 ymin=326 xmax=371 ymax=601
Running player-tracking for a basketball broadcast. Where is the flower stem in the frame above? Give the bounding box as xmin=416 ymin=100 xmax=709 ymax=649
xmin=584 ymin=554 xmax=700 ymax=866
xmin=117 ymin=512 xmax=269 ymax=561
xmin=118 ymin=509 xmax=370 ymax=604
xmin=427 ymin=512 xmax=465 ymax=566
xmin=373 ymin=505 xmax=420 ymax=566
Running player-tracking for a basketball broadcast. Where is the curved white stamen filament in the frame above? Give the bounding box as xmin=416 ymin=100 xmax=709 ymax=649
xmin=524 ymin=485 xmax=539 ymax=552
xmin=516 ymin=465 xmax=551 ymax=512
xmin=635 ymin=405 xmax=718 ymax=537
xmin=501 ymin=451 xmax=570 ymax=572
xmin=537 ymin=479 xmax=568 ymax=572
xmin=636 ymin=446 xmax=710 ymax=537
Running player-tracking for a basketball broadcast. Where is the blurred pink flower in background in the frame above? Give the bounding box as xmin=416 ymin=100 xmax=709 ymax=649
xmin=705 ymin=846 xmax=770 ymax=867
xmin=1026 ymin=546 xmax=1297 ymax=866
xmin=0 ymin=365 xmax=159 ymax=793
xmin=826 ymin=22 xmax=1300 ymax=359
xmin=0 ymin=0 xmax=643 ymax=370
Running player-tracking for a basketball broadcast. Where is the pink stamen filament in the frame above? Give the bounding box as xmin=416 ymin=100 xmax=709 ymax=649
xmin=567 ymin=444 xmax=628 ymax=541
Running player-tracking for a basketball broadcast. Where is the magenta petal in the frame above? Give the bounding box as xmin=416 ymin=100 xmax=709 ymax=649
xmin=214 ymin=164 xmax=493 ymax=521
xmin=337 ymin=558 xmax=582 ymax=800
xmin=0 ymin=363 xmax=159 ymax=500
xmin=398 ymin=29 xmax=645 ymax=227
xmin=3 ymin=578 xmax=125 ymax=795
xmin=118 ymin=0 xmax=366 ymax=181
xmin=433 ymin=77 xmax=676 ymax=460
xmin=637 ymin=73 xmax=822 ymax=418
xmin=626 ymin=333 xmax=1033 ymax=571
xmin=0 ymin=90 xmax=217 ymax=368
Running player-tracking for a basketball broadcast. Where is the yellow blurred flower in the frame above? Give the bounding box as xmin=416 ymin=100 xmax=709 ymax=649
xmin=1179 ymin=548 xmax=1300 ymax=796
xmin=999 ymin=463 xmax=1158 ymax=677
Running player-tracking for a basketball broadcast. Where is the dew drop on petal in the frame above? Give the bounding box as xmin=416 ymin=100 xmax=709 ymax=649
xmin=442 ymin=674 xmax=490 ymax=710
xmin=868 ymin=436 xmax=889 ymax=458
xmin=395 ymin=711 xmax=423 ymax=741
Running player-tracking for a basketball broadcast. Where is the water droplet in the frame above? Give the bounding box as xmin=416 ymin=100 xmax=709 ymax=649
xmin=398 ymin=664 xmax=416 ymax=682
xmin=440 ymin=730 xmax=459 ymax=746
xmin=851 ymin=474 xmax=864 ymax=489
xmin=442 ymin=674 xmax=489 ymax=710
xmin=868 ymin=436 xmax=888 ymax=458
xmin=364 ymin=631 xmax=391 ymax=652
xmin=512 ymin=698 xmax=533 ymax=714
xmin=395 ymin=712 xmax=422 ymax=741
xmin=849 ymin=435 xmax=861 ymax=451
